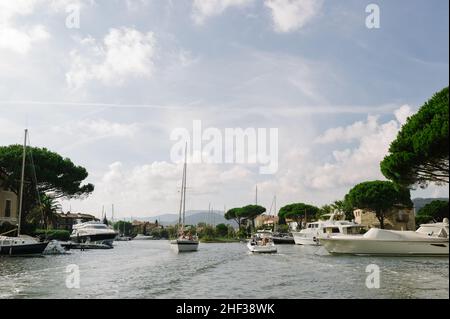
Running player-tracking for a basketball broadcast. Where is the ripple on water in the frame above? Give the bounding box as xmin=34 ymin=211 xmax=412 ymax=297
xmin=0 ymin=241 xmax=448 ymax=299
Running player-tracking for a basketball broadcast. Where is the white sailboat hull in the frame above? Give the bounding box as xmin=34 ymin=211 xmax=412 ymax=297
xmin=170 ymin=239 xmax=199 ymax=252
xmin=247 ymin=241 xmax=277 ymax=253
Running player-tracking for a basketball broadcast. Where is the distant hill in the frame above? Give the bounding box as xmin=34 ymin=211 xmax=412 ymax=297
xmin=133 ymin=210 xmax=238 ymax=227
xmin=413 ymin=198 xmax=449 ymax=213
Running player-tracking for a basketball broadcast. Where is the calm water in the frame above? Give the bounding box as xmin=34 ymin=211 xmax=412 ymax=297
xmin=0 ymin=241 xmax=448 ymax=299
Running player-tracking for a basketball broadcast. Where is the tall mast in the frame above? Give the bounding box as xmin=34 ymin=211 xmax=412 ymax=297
xmin=274 ymin=195 xmax=277 ymax=232
xmin=177 ymin=146 xmax=186 ymax=230
xmin=17 ymin=129 xmax=27 ymax=237
xmin=255 ymin=185 xmax=258 ymax=205
xmin=182 ymin=142 xmax=188 ymax=228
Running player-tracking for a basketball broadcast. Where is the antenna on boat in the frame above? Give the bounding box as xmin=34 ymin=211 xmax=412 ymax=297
xmin=17 ymin=129 xmax=28 ymax=237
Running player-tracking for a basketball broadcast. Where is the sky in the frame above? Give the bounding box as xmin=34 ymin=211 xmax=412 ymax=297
xmin=0 ymin=0 xmax=448 ymax=219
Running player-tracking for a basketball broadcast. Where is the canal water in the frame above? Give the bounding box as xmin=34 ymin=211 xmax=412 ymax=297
xmin=0 ymin=241 xmax=448 ymax=299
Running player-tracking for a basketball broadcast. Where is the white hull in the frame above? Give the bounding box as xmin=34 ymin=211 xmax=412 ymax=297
xmin=292 ymin=232 xmax=320 ymax=246
xmin=170 ymin=239 xmax=199 ymax=252
xmin=247 ymin=241 xmax=277 ymax=253
xmin=320 ymin=237 xmax=449 ymax=256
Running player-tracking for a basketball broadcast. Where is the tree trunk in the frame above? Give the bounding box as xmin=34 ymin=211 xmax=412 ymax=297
xmin=377 ymin=210 xmax=385 ymax=229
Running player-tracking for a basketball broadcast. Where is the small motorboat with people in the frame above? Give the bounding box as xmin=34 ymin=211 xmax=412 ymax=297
xmin=292 ymin=212 xmax=364 ymax=246
xmin=70 ymin=221 xmax=118 ymax=247
xmin=320 ymin=219 xmax=449 ymax=256
xmin=247 ymin=230 xmax=277 ymax=253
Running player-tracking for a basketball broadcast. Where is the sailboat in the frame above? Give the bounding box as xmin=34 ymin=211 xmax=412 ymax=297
xmin=170 ymin=143 xmax=199 ymax=252
xmin=0 ymin=129 xmax=49 ymax=256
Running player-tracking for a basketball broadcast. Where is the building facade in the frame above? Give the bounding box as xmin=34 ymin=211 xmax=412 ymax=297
xmin=255 ymin=215 xmax=279 ymax=229
xmin=54 ymin=212 xmax=99 ymax=231
xmin=0 ymin=176 xmax=18 ymax=226
xmin=353 ymin=205 xmax=416 ymax=230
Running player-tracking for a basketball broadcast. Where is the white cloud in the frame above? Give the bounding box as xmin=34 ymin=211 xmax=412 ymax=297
xmin=307 ymin=111 xmax=406 ymax=189
xmin=394 ymin=104 xmax=413 ymax=125
xmin=79 ymin=161 xmax=255 ymax=215
xmin=315 ymin=115 xmax=379 ymax=144
xmin=51 ymin=119 xmax=140 ymax=151
xmin=66 ymin=27 xmax=156 ymax=89
xmin=191 ymin=0 xmax=254 ymax=25
xmin=264 ymin=0 xmax=323 ymax=33
xmin=0 ymin=0 xmax=50 ymax=54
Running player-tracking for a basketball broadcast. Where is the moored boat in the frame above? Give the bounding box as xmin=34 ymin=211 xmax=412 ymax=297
xmin=247 ymin=230 xmax=277 ymax=253
xmin=1 ymin=235 xmax=48 ymax=256
xmin=271 ymin=232 xmax=295 ymax=244
xmin=70 ymin=221 xmax=117 ymax=247
xmin=170 ymin=142 xmax=199 ymax=252
xmin=320 ymin=219 xmax=449 ymax=256
xmin=292 ymin=212 xmax=363 ymax=246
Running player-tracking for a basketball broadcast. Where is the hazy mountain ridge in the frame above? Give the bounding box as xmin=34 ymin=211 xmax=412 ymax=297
xmin=131 ymin=210 xmax=238 ymax=227
xmin=413 ymin=197 xmax=449 ymax=213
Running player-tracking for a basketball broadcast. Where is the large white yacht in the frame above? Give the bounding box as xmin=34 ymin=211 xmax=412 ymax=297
xmin=70 ymin=221 xmax=118 ymax=247
xmin=292 ymin=212 xmax=363 ymax=245
xmin=320 ymin=219 xmax=449 ymax=256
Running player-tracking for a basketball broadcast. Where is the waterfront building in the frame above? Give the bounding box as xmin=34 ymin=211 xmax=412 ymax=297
xmin=54 ymin=212 xmax=99 ymax=231
xmin=0 ymin=173 xmax=18 ymax=227
xmin=255 ymin=214 xmax=279 ymax=229
xmin=353 ymin=205 xmax=416 ymax=230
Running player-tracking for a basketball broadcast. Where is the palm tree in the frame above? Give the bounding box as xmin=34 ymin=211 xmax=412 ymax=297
xmin=28 ymin=194 xmax=61 ymax=229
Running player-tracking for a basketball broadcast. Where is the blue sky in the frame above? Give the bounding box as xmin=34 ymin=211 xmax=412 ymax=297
xmin=0 ymin=0 xmax=448 ymax=218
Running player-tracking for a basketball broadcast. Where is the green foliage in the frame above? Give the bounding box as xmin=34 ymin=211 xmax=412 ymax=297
xmin=0 ymin=145 xmax=94 ymax=198
xmin=0 ymin=145 xmax=94 ymax=233
xmin=148 ymin=227 xmax=169 ymax=239
xmin=27 ymin=194 xmax=61 ymax=229
xmin=346 ymin=180 xmax=412 ymax=229
xmin=331 ymin=200 xmax=355 ymax=221
xmin=415 ymin=215 xmax=434 ymax=226
xmin=113 ymin=221 xmax=133 ymax=236
xmin=237 ymin=205 xmax=266 ymax=231
xmin=215 ymin=223 xmax=228 ymax=237
xmin=381 ymin=87 xmax=449 ymax=188
xmin=34 ymin=229 xmax=70 ymax=241
xmin=237 ymin=205 xmax=266 ymax=219
xmin=416 ymin=200 xmax=449 ymax=222
xmin=224 ymin=208 xmax=243 ymax=227
xmin=275 ymin=224 xmax=289 ymax=233
xmin=0 ymin=222 xmax=16 ymax=236
xmin=278 ymin=203 xmax=320 ymax=225
xmin=166 ymin=226 xmax=177 ymax=239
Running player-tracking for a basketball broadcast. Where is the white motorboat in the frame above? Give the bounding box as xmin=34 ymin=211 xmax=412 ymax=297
xmin=320 ymin=219 xmax=449 ymax=256
xmin=170 ymin=142 xmax=199 ymax=252
xmin=247 ymin=231 xmax=277 ymax=253
xmin=70 ymin=221 xmax=118 ymax=247
xmin=292 ymin=212 xmax=363 ymax=246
